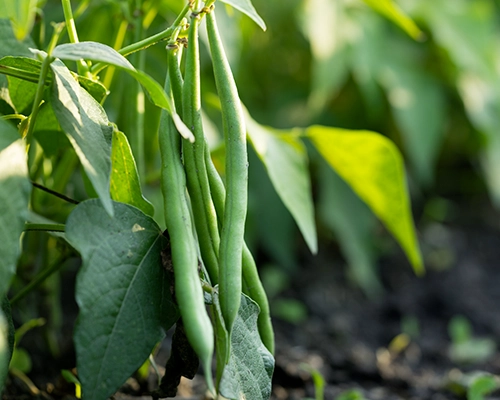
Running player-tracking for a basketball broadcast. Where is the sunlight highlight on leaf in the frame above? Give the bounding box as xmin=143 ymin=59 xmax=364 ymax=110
xmin=361 ymin=0 xmax=423 ymax=40
xmin=306 ymin=126 xmax=423 ymax=275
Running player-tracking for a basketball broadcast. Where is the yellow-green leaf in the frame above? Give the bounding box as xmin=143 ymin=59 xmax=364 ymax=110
xmin=110 ymin=130 xmax=154 ymax=217
xmin=362 ymin=0 xmax=423 ymax=40
xmin=306 ymin=126 xmax=423 ymax=275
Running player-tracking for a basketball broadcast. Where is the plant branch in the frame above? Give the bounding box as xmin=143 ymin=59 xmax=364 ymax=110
xmin=10 ymin=251 xmax=69 ymax=305
xmin=31 ymin=181 xmax=80 ymax=204
xmin=24 ymin=223 xmax=66 ymax=232
xmin=90 ymin=1 xmax=191 ymax=75
xmin=24 ymin=54 xmax=53 ymax=148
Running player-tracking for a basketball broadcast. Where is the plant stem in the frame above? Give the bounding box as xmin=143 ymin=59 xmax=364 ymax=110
xmin=0 ymin=114 xmax=27 ymax=121
xmin=90 ymin=1 xmax=191 ymax=75
xmin=10 ymin=252 xmax=68 ymax=305
xmin=61 ymin=0 xmax=90 ymax=76
xmin=0 ymin=65 xmax=41 ymax=83
xmin=130 ymin=0 xmax=146 ymax=177
xmin=31 ymin=181 xmax=80 ymax=204
xmin=24 ymin=223 xmax=66 ymax=232
xmin=24 ymin=54 xmax=53 ymax=149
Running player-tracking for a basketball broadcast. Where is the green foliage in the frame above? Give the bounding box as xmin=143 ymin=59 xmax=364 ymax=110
xmin=0 ymin=0 xmax=433 ymax=397
xmin=307 ymin=126 xmax=423 ymax=275
xmin=110 ymin=129 xmax=154 ymax=216
xmin=66 ymin=200 xmax=178 ymax=400
xmin=215 ymin=292 xmax=274 ymax=399
xmin=0 ymin=119 xmax=30 ymax=299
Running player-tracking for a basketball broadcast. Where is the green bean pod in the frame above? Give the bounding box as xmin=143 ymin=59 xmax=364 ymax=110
xmin=159 ymin=47 xmax=214 ymax=394
xmin=207 ymin=10 xmax=248 ymax=336
xmin=182 ymin=10 xmax=220 ymax=285
xmin=205 ymin=146 xmax=275 ymax=354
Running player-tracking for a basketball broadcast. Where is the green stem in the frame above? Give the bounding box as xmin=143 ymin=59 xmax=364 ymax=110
xmin=10 ymin=252 xmax=68 ymax=305
xmin=0 ymin=114 xmax=26 ymax=121
xmin=0 ymin=65 xmax=41 ymax=84
xmin=130 ymin=0 xmax=146 ymax=177
xmin=90 ymin=1 xmax=191 ymax=75
xmin=24 ymin=223 xmax=65 ymax=232
xmin=25 ymin=54 xmax=53 ymax=149
xmin=31 ymin=181 xmax=80 ymax=204
xmin=61 ymin=0 xmax=89 ymax=76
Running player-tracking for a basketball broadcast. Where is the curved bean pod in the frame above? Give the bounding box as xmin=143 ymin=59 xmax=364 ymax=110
xmin=206 ymin=9 xmax=248 ymax=336
xmin=182 ymin=10 xmax=220 ymax=285
xmin=205 ymin=146 xmax=275 ymax=354
xmin=159 ymin=47 xmax=214 ymax=394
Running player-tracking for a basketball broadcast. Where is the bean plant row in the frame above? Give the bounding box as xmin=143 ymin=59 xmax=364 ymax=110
xmin=0 ymin=0 xmax=424 ymax=399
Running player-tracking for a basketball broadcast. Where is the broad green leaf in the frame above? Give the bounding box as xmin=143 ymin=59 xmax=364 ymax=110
xmin=246 ymin=110 xmax=317 ymax=254
xmin=306 ymin=126 xmax=423 ymax=275
xmin=50 ymin=59 xmax=114 ymax=216
xmin=219 ymin=0 xmax=266 ymax=31
xmin=0 ymin=119 xmax=30 ymax=299
xmin=317 ymin=163 xmax=382 ymax=297
xmin=0 ymin=0 xmax=37 ymax=41
xmin=0 ymin=298 xmax=15 ymax=394
xmin=51 ymin=42 xmax=193 ymax=142
xmin=110 ymin=130 xmax=154 ymax=217
xmin=361 ymin=0 xmax=423 ymax=40
xmin=66 ymin=200 xmax=178 ymax=400
xmin=215 ymin=291 xmax=274 ymax=400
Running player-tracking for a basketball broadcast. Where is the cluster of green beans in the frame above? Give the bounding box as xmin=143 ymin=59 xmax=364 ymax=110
xmin=157 ymin=0 xmax=274 ymax=393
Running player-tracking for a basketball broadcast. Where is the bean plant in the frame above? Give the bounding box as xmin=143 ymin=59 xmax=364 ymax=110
xmin=0 ymin=0 xmax=423 ymax=399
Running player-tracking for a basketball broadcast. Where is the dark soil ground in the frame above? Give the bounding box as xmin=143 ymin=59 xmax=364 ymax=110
xmin=4 ymin=200 xmax=500 ymax=400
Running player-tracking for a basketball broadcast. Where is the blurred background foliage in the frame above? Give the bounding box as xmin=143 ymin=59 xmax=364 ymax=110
xmin=8 ymin=0 xmax=500 ymax=306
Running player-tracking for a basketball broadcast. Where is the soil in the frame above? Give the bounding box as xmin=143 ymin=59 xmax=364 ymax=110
xmin=4 ymin=201 xmax=500 ymax=400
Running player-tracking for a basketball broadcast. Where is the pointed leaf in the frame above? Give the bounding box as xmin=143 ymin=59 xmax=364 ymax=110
xmin=0 ymin=119 xmax=30 ymax=299
xmin=361 ymin=0 xmax=423 ymax=40
xmin=219 ymin=0 xmax=266 ymax=31
xmin=306 ymin=126 xmax=423 ymax=275
xmin=246 ymin=110 xmax=317 ymax=254
xmin=50 ymin=59 xmax=114 ymax=216
xmin=215 ymin=292 xmax=274 ymax=400
xmin=52 ymin=42 xmax=135 ymax=70
xmin=110 ymin=130 xmax=154 ymax=217
xmin=52 ymin=42 xmax=193 ymax=142
xmin=65 ymin=199 xmax=178 ymax=400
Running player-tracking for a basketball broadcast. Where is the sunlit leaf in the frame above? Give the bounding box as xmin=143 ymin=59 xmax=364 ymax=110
xmin=307 ymin=126 xmax=423 ymax=275
xmin=246 ymin=109 xmax=317 ymax=254
xmin=219 ymin=0 xmax=266 ymax=31
xmin=66 ymin=200 xmax=178 ymax=400
xmin=0 ymin=119 xmax=30 ymax=299
xmin=50 ymin=59 xmax=114 ymax=216
xmin=361 ymin=0 xmax=423 ymax=40
xmin=110 ymin=129 xmax=154 ymax=217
